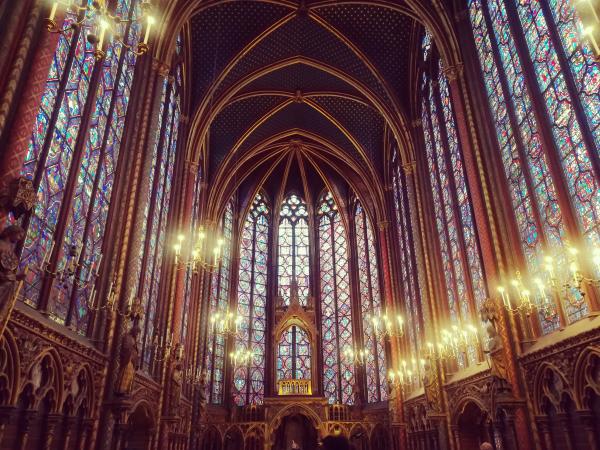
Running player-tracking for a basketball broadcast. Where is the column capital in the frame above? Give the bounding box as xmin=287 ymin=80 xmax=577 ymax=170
xmin=411 ymin=119 xmax=422 ymax=128
xmin=402 ymin=161 xmax=417 ymax=175
xmin=442 ymin=63 xmax=464 ymax=81
xmin=378 ymin=220 xmax=390 ymax=230
xmin=185 ymin=159 xmax=199 ymax=170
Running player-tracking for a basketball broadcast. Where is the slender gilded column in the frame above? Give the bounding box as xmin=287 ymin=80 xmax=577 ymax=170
xmin=94 ymin=56 xmax=163 ymax=450
xmin=445 ymin=60 xmax=536 ymax=450
xmin=378 ymin=222 xmax=407 ymax=449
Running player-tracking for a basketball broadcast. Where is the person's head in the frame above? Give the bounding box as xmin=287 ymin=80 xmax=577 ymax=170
xmin=480 ymin=443 xmax=493 ymax=450
xmin=321 ymin=435 xmax=350 ymax=450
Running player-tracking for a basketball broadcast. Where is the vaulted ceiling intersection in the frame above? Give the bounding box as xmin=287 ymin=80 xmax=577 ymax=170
xmin=187 ymin=0 xmax=421 ymax=211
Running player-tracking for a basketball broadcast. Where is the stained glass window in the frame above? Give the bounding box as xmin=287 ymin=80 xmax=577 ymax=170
xmin=182 ymin=165 xmax=202 ymax=346
xmin=420 ymin=33 xmax=488 ymax=364
xmin=467 ymin=0 xmax=598 ymax=329
xmin=18 ymin=0 xmax=141 ymax=334
xmin=277 ymin=325 xmax=311 ymax=381
xmin=391 ymin=151 xmax=422 ymax=356
xmin=318 ymin=192 xmax=354 ymax=405
xmin=354 ymin=200 xmax=387 ymax=403
xmin=205 ymin=201 xmax=234 ymax=404
xmin=513 ymin=0 xmax=599 ymax=244
xmin=278 ymin=194 xmax=310 ymax=305
xmin=233 ymin=193 xmax=269 ymax=406
xmin=132 ymin=57 xmax=182 ymax=367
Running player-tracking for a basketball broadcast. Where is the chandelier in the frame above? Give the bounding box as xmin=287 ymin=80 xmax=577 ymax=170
xmin=173 ymin=224 xmax=225 ymax=273
xmin=210 ymin=309 xmax=242 ymax=337
xmin=424 ymin=322 xmax=480 ymax=362
xmin=229 ymin=347 xmax=253 ymax=368
xmin=497 ymin=243 xmax=600 ymax=319
xmin=367 ymin=310 xmax=405 ymax=338
xmin=388 ymin=357 xmax=424 ymax=389
xmin=45 ymin=0 xmax=156 ymax=60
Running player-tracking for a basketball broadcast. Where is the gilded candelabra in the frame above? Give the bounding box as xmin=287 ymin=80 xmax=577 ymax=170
xmin=173 ymin=223 xmax=225 ymax=273
xmin=44 ymin=0 xmax=156 ymax=60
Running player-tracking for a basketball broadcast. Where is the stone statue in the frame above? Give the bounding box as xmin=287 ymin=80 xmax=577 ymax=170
xmin=0 ymin=225 xmax=26 ymax=336
xmin=484 ymin=322 xmax=510 ymax=392
xmin=198 ymin=370 xmax=208 ymax=419
xmin=352 ymin=381 xmax=363 ymax=408
xmin=480 ymin=298 xmax=511 ymax=391
xmin=114 ymin=322 xmax=141 ymax=396
xmin=422 ymin=355 xmax=441 ymax=413
xmin=169 ymin=348 xmax=183 ymax=416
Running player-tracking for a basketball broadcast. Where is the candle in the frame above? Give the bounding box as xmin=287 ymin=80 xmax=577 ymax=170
xmin=143 ymin=15 xmax=156 ymax=45
xmin=97 ymin=19 xmax=109 ymax=51
xmin=49 ymin=2 xmax=59 ymax=22
xmin=427 ymin=342 xmax=434 ymax=356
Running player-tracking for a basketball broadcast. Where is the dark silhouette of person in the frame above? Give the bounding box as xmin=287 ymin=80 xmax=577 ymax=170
xmin=321 ymin=435 xmax=351 ymax=450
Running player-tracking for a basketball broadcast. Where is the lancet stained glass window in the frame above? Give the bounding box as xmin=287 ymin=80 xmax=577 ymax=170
xmin=278 ymin=194 xmax=310 ymax=305
xmin=421 ymin=32 xmax=488 ymax=364
xmin=354 ymin=200 xmax=387 ymax=403
xmin=233 ymin=193 xmax=269 ymax=406
xmin=318 ymin=192 xmax=354 ymax=405
xmin=182 ymin=165 xmax=202 ymax=346
xmin=467 ymin=0 xmax=598 ymax=329
xmin=131 ymin=58 xmax=182 ymax=367
xmin=206 ymin=201 xmax=234 ymax=404
xmin=391 ymin=151 xmax=422 ymax=356
xmin=277 ymin=325 xmax=311 ymax=381
xmin=19 ymin=0 xmax=141 ymax=334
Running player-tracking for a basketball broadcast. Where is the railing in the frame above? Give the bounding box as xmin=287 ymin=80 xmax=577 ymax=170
xmin=278 ymin=379 xmax=312 ymax=395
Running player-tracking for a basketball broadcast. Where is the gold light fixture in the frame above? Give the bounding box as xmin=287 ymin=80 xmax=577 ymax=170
xmin=173 ymin=224 xmax=225 ymax=273
xmin=388 ymin=356 xmax=424 ymax=390
xmin=497 ymin=243 xmax=600 ymax=320
xmin=576 ymin=0 xmax=600 ymax=60
xmin=45 ymin=0 xmax=156 ymax=60
xmin=210 ymin=308 xmax=242 ymax=337
xmin=153 ymin=331 xmax=175 ymax=362
xmin=343 ymin=346 xmax=367 ymax=366
xmin=367 ymin=310 xmax=405 ymax=339
xmin=229 ymin=347 xmax=253 ymax=368
xmin=424 ymin=322 xmax=480 ymax=362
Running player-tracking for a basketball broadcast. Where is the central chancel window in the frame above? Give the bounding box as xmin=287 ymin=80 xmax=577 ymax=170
xmin=277 ymin=325 xmax=312 ymax=381
xmin=213 ymin=190 xmax=388 ymax=406
xmin=278 ymin=194 xmax=310 ymax=305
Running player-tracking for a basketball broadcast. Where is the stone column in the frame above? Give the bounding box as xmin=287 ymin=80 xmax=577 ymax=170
xmin=93 ymin=55 xmax=166 ymax=450
xmin=17 ymin=409 xmax=37 ymax=450
xmin=535 ymin=417 xmax=554 ymax=450
xmin=578 ymin=410 xmax=599 ymax=450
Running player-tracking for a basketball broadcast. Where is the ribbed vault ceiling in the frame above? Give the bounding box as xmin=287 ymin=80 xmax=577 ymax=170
xmin=186 ymin=0 xmax=423 ymax=215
